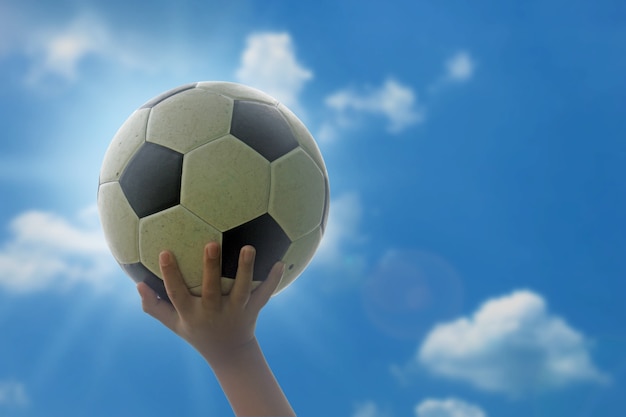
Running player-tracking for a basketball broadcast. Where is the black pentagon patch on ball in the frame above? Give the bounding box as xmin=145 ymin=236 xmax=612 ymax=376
xmin=119 ymin=142 xmax=183 ymax=218
xmin=140 ymin=83 xmax=197 ymax=109
xmin=230 ymin=100 xmax=299 ymax=162
xmin=121 ymin=262 xmax=169 ymax=302
xmin=222 ymin=214 xmax=291 ymax=281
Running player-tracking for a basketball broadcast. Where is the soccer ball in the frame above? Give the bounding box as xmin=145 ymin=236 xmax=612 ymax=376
xmin=97 ymin=82 xmax=329 ymax=299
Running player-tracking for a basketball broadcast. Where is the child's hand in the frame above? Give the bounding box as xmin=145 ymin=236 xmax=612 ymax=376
xmin=136 ymin=242 xmax=295 ymax=416
xmin=137 ymin=242 xmax=285 ymax=363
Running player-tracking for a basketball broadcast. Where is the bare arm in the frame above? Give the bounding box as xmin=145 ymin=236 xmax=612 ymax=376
xmin=209 ymin=338 xmax=294 ymax=416
xmin=137 ymin=242 xmax=296 ymax=417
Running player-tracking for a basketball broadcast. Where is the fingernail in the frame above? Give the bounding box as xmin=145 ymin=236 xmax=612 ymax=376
xmin=159 ymin=251 xmax=171 ymax=266
xmin=207 ymin=242 xmax=219 ymax=259
xmin=242 ymin=246 xmax=255 ymax=263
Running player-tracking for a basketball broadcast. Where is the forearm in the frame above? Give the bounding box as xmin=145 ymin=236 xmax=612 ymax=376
xmin=203 ymin=338 xmax=296 ymax=417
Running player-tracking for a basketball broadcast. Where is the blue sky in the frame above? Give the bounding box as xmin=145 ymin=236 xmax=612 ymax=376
xmin=1 ymin=1 xmax=625 ymax=416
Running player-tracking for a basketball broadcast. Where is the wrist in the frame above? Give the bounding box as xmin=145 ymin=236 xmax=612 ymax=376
xmin=201 ymin=337 xmax=296 ymax=416
xmin=199 ymin=337 xmax=261 ymax=369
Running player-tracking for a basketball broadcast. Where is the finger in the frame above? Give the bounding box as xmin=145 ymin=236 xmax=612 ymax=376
xmin=159 ymin=251 xmax=193 ymax=317
xmin=202 ymin=241 xmax=223 ymax=309
xmin=230 ymin=245 xmax=255 ymax=306
xmin=137 ymin=282 xmax=178 ymax=330
xmin=248 ymin=261 xmax=285 ymax=312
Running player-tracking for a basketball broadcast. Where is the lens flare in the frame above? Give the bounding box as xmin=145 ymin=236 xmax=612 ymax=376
xmin=361 ymin=249 xmax=464 ymax=340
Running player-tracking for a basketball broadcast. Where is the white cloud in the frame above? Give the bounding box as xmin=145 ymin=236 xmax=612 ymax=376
xmin=25 ymin=15 xmax=110 ymax=82
xmin=352 ymin=401 xmax=391 ymax=417
xmin=445 ymin=51 xmax=475 ymax=82
xmin=320 ymin=52 xmax=475 ymax=140
xmin=428 ymin=51 xmax=476 ymax=93
xmin=0 ymin=9 xmax=194 ymax=86
xmin=323 ymin=78 xmax=423 ymax=139
xmin=0 ymin=207 xmax=116 ymax=293
xmin=236 ymin=32 xmax=313 ymax=110
xmin=0 ymin=380 xmax=28 ymax=407
xmin=415 ymin=398 xmax=486 ymax=417
xmin=418 ymin=290 xmax=610 ymax=396
xmin=314 ymin=192 xmax=364 ymax=265
xmin=310 ymin=192 xmax=367 ymax=291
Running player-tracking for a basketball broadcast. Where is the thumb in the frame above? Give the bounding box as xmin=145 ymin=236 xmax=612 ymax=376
xmin=137 ymin=282 xmax=179 ymax=331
